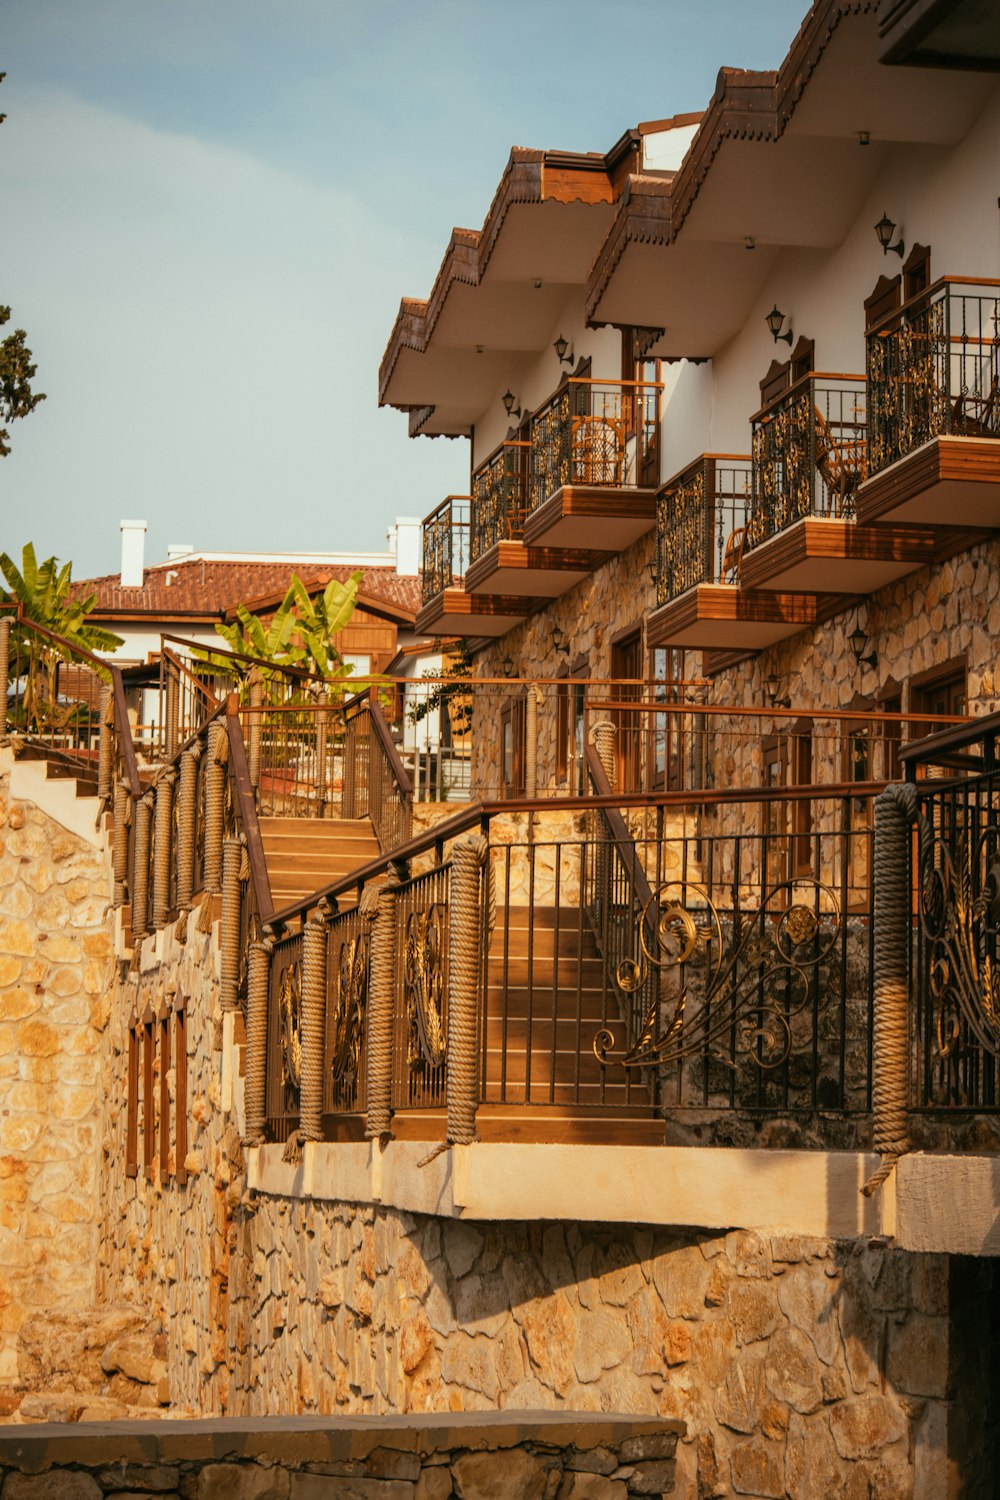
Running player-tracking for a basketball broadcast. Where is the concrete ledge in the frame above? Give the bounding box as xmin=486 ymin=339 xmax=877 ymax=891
xmin=248 ymin=1139 xmax=890 ymax=1238
xmin=0 ymin=1411 xmax=683 ymax=1470
xmin=894 ymin=1151 xmax=1000 ymax=1255
xmin=7 ymin=755 xmax=103 ymax=849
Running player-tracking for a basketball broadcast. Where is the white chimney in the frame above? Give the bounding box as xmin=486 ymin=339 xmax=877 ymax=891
xmin=167 ymin=543 xmax=194 ymax=561
xmin=120 ymin=520 xmax=147 ymax=588
xmin=389 ymin=517 xmax=421 ymax=577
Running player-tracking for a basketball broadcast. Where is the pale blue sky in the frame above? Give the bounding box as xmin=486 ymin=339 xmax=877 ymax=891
xmin=1 ymin=0 xmax=806 ymax=579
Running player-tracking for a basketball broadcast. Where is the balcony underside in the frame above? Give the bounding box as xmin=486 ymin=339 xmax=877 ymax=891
xmin=856 ymin=436 xmax=1000 ymax=528
xmin=739 ymin=517 xmax=944 ymax=594
xmin=415 ymin=588 xmax=536 ymax=637
xmin=648 ymin=583 xmax=827 ymax=650
xmin=522 ymin=484 xmax=658 ymax=552
xmin=465 ymin=539 xmax=611 ymax=598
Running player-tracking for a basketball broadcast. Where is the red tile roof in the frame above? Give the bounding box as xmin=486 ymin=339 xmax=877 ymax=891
xmin=75 ymin=559 xmax=421 ymax=623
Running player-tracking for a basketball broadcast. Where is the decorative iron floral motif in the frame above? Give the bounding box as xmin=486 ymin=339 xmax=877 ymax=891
xmin=594 ymin=878 xmax=839 ymax=1073
xmin=331 ymin=932 xmax=368 ymax=1090
xmin=404 ymin=903 xmax=447 ymax=1069
xmin=278 ymin=957 xmax=302 ymax=1091
xmin=919 ymin=817 xmax=1000 ymax=1060
xmin=471 ymin=442 xmax=530 ymax=560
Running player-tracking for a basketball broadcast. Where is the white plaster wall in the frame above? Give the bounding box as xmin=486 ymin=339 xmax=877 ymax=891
xmin=646 ymin=82 xmax=1000 ymax=467
xmin=642 ymin=123 xmax=700 ymax=173
xmin=473 ymin=293 xmax=621 ymax=466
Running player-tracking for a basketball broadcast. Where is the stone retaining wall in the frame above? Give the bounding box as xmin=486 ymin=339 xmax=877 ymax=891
xmin=0 ymin=760 xmax=110 ymax=1384
xmin=0 ymin=1413 xmax=682 ymax=1498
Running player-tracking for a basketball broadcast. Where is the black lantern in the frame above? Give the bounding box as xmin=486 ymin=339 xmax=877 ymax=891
xmin=502 ymin=390 xmax=520 ymax=419
xmin=553 ymin=334 xmax=573 ymax=366
xmin=765 ymin=305 xmax=793 ymax=345
xmin=849 ymin=622 xmax=878 ymax=671
xmin=874 ymin=212 xmax=905 ymax=258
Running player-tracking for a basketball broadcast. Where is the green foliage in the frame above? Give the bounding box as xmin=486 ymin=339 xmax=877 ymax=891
xmin=0 ymin=82 xmax=45 ymax=458
xmin=212 ymin=570 xmax=363 ymax=684
xmin=408 ymin=639 xmax=474 ymax=732
xmin=0 ymin=542 xmax=124 ymax=731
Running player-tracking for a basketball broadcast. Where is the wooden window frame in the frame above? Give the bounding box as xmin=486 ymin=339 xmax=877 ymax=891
xmin=126 ymin=1013 xmax=139 ymax=1180
xmin=141 ymin=1005 xmax=155 ymax=1182
xmin=174 ymin=1001 xmax=188 ymax=1187
xmin=501 ymin=696 xmax=526 ymax=799
xmin=789 ymin=717 xmax=813 ymax=877
xmin=158 ymin=1005 xmax=171 ymax=1183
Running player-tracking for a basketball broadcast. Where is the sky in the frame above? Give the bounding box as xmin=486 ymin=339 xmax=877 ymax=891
xmin=1 ymin=0 xmax=807 ymax=582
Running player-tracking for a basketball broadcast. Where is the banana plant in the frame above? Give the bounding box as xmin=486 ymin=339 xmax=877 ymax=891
xmin=0 ymin=543 xmax=123 ymax=731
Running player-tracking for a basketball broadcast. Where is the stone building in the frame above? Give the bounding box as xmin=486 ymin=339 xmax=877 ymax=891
xmin=0 ymin=1 xmax=999 ymax=1498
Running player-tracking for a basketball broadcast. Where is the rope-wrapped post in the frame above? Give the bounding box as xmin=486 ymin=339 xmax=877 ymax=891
xmin=862 ymin=781 xmax=917 ymax=1197
xmin=220 ymin=836 xmax=243 ymax=1011
xmin=298 ymin=908 xmax=329 ymax=1142
xmin=365 ymin=866 xmax=403 ymax=1142
xmin=0 ymin=617 xmax=9 ymax=742
xmin=247 ymin=667 xmax=264 ymax=790
xmin=131 ymin=790 xmax=155 ymax=940
xmin=446 ymin=836 xmax=493 ymax=1146
xmin=243 ymin=934 xmax=272 ymax=1146
xmin=97 ymin=684 xmax=114 ymax=809
xmin=524 ymin=690 xmax=538 ymax=799
xmin=174 ymin=743 xmax=200 ymax=938
xmin=315 ymin=690 xmax=329 ymax=819
xmin=164 ymin=661 xmax=180 ymax=761
xmin=590 ymin=718 xmax=617 ymax=788
xmin=152 ymin=770 xmax=176 ymax=931
xmin=203 ymin=721 xmax=227 ymax=895
xmin=113 ymin=782 xmax=131 ymax=907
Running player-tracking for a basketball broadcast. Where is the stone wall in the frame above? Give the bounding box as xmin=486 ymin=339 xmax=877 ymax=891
xmin=0 ymin=758 xmax=111 ymax=1384
xmin=0 ymin=1412 xmax=683 ymax=1499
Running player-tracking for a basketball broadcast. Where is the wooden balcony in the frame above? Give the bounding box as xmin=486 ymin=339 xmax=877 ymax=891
xmin=415 ymin=587 xmax=536 ymax=637
xmin=519 ymin=376 xmax=660 ymax=551
xmin=857 ymin=277 xmax=1000 ymax=527
xmin=464 ymin=540 xmax=611 ymax=599
xmin=648 ymin=582 xmax=826 ymax=651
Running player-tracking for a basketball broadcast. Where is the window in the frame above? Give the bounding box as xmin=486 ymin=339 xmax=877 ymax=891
xmin=650 ymin=646 xmax=686 ymax=790
xmin=501 ymin=697 xmax=526 ymax=799
xmin=612 ymin=628 xmax=643 ymax=793
xmin=910 ymin=659 xmax=966 ymax=741
xmin=790 ymin=719 xmax=813 ymax=876
xmin=762 ymin=736 xmax=789 ymax=887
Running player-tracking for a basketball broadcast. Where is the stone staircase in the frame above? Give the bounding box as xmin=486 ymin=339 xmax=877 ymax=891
xmin=259 ymin=815 xmax=382 ymax=910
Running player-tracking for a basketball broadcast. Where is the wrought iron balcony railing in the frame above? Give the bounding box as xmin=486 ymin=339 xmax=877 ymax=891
xmin=470 ymin=439 xmax=531 ymax=560
xmin=420 ymin=495 xmax=470 ymax=605
xmin=654 ymin=455 xmax=752 ymax=604
xmin=747 ymin=374 xmax=868 ymax=550
xmin=866 ymin=276 xmax=1000 ymax=475
xmin=529 ymin=377 xmax=662 ymax=511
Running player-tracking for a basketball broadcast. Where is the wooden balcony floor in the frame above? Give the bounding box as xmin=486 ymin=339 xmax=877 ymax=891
xmin=415 ymin=587 xmax=537 ymax=637
xmin=647 ymin=582 xmax=827 ymax=651
xmin=856 ymin=435 xmax=1000 ymax=528
xmin=738 ymin=516 xmax=943 ymax=594
xmin=464 ymin=539 xmax=611 ymax=598
xmin=522 ymin=483 xmax=657 ymax=552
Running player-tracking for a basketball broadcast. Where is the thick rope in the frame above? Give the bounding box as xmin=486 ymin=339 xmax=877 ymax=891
xmin=97 ymin=683 xmax=113 ymax=818
xmin=220 ymin=836 xmax=243 ymax=1011
xmin=131 ymin=790 xmax=154 ymax=940
xmin=152 ymin=769 xmax=175 ymax=931
xmin=204 ymin=721 xmax=227 ymax=890
xmin=174 ymin=746 xmax=199 ymax=940
xmin=283 ymin=910 xmax=329 ymax=1162
xmin=589 ymin=719 xmax=617 ymax=787
xmin=243 ymin=937 xmax=271 ymax=1147
xmin=113 ymin=781 xmax=130 ymax=907
xmin=524 ymin=690 xmax=538 ymax=799
xmin=247 ymin=667 xmax=263 ymax=790
xmin=419 ymin=836 xmax=495 ymax=1167
xmin=365 ymin=871 xmax=400 ymax=1143
xmin=0 ymin=618 xmax=9 ymax=743
xmin=164 ymin=662 xmax=180 ymax=761
xmin=863 ymin=781 xmax=918 ymax=1197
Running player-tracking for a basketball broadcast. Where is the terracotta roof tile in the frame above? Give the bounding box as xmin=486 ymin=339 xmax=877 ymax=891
xmin=75 ymin=559 xmax=421 ymax=621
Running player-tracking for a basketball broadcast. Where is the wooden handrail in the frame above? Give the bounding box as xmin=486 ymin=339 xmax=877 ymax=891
xmin=585 ymin=744 xmax=655 ymax=916
xmin=586 ymin=698 xmax=972 ymax=727
xmin=226 ymin=696 xmax=274 ymax=924
xmin=161 ymin=632 xmax=317 ymax=684
xmin=161 ymin=646 xmax=221 ymax=709
xmin=368 ymin=696 xmax=412 ymax=796
xmin=751 ymin=371 xmax=866 ymax=425
xmin=268 ymin=778 xmax=889 ymax=925
xmin=899 ymin=707 xmax=1000 ymax=768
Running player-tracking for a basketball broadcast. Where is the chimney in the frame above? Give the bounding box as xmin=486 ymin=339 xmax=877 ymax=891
xmin=120 ymin=520 xmax=147 ymax=588
xmin=167 ymin=544 xmax=194 ymax=561
xmin=389 ymin=517 xmax=420 ymax=577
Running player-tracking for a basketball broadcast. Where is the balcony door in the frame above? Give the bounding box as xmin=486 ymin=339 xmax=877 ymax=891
xmin=612 ymin=628 xmax=643 ymax=793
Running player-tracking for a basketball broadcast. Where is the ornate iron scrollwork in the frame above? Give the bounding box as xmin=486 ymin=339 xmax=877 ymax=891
xmin=595 ymin=878 xmax=840 ymax=1073
xmin=331 ymin=932 xmax=368 ymax=1088
xmin=278 ymin=957 xmax=302 ymax=1091
xmin=404 ymin=904 xmax=447 ymax=1069
xmin=919 ymin=818 xmax=1000 ymax=1059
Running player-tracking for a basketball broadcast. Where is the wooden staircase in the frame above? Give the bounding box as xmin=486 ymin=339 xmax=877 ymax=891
xmin=475 ymin=905 xmax=662 ymax=1142
xmin=259 ymin=816 xmax=381 ymax=910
